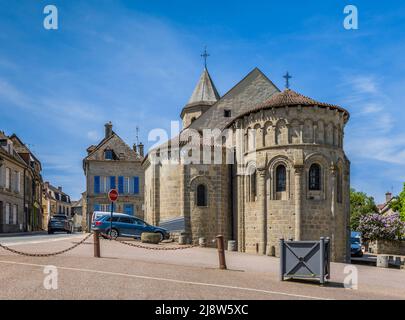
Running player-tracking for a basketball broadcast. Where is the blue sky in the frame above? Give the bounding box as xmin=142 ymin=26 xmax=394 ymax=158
xmin=0 ymin=0 xmax=404 ymax=203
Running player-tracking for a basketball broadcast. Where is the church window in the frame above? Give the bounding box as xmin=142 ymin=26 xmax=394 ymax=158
xmin=197 ymin=184 xmax=208 ymax=207
xmin=276 ymin=165 xmax=286 ymax=192
xmin=309 ymin=164 xmax=321 ymax=191
xmin=250 ymin=170 xmax=257 ymax=201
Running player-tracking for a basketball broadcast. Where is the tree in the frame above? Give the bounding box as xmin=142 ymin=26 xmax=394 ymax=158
xmin=350 ymin=188 xmax=379 ymax=231
xmin=390 ymin=183 xmax=405 ymax=221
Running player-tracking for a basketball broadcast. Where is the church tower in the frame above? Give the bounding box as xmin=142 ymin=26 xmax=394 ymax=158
xmin=180 ymin=67 xmax=220 ymax=128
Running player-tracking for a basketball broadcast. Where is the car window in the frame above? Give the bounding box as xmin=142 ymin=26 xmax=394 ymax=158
xmin=135 ymin=219 xmax=147 ymax=226
xmin=105 ymin=216 xmax=119 ymax=222
xmin=53 ymin=215 xmax=67 ymax=220
xmin=118 ymin=217 xmax=132 ymax=224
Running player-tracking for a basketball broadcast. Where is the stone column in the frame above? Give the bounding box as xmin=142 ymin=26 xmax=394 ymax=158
xmin=257 ymin=168 xmax=267 ymax=255
xmin=294 ymin=165 xmax=303 ymax=241
xmin=330 ymin=163 xmax=337 ymax=261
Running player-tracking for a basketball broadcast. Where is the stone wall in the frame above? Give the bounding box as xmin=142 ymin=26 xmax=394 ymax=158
xmin=235 ymin=104 xmax=350 ymax=262
xmin=369 ymin=240 xmax=405 ymax=256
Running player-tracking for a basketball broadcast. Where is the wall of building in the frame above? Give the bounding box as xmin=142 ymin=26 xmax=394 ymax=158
xmin=0 ymin=158 xmax=25 ymax=233
xmin=235 ymin=105 xmax=350 ymax=262
xmin=86 ymin=160 xmax=144 ymax=220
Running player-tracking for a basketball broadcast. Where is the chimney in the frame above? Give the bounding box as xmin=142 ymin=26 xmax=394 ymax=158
xmin=138 ymin=143 xmax=144 ymax=157
xmin=105 ymin=121 xmax=113 ymax=138
xmin=133 ymin=144 xmax=137 ymax=153
xmin=385 ymin=192 xmax=392 ymax=203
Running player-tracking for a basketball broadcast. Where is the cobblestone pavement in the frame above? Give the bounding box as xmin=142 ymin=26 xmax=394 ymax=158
xmin=0 ymin=234 xmax=404 ymax=300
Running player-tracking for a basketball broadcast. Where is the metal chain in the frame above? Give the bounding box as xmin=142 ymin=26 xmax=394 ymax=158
xmin=0 ymin=233 xmax=93 ymax=257
xmin=100 ymin=233 xmax=198 ymax=251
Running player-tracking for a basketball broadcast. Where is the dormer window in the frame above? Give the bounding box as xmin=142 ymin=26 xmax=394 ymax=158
xmin=104 ymin=149 xmax=114 ymax=160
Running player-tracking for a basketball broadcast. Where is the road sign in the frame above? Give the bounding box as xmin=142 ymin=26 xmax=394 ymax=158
xmin=108 ymin=189 xmax=119 ymax=202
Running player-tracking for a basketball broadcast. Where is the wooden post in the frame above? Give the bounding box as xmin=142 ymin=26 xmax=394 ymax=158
xmin=94 ymin=230 xmax=100 ymax=258
xmin=216 ymin=235 xmax=227 ymax=270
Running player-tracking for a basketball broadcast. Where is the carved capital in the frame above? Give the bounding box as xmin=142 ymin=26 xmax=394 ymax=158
xmin=294 ymin=165 xmax=304 ymax=175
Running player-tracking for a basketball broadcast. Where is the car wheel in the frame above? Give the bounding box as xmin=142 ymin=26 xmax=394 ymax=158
xmin=108 ymin=229 xmax=119 ymax=239
xmin=48 ymin=230 xmax=54 ymax=235
xmin=156 ymin=232 xmax=164 ymax=242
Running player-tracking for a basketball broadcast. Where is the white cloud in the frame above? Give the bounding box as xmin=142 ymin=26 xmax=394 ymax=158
xmin=87 ymin=130 xmax=101 ymax=141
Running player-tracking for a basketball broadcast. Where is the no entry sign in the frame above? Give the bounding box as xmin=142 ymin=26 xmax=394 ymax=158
xmin=108 ymin=189 xmax=119 ymax=202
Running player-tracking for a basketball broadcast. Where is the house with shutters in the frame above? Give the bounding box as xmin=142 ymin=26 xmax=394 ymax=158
xmin=82 ymin=122 xmax=144 ymax=231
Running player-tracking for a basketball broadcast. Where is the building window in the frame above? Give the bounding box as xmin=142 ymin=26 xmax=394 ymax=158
xmin=224 ymin=110 xmax=232 ymax=118
xmin=249 ymin=169 xmax=257 ymax=201
xmin=5 ymin=203 xmax=10 ymax=224
xmin=276 ymin=165 xmax=286 ymax=192
xmin=124 ymin=204 xmax=134 ymax=216
xmin=104 ymin=149 xmax=113 ymax=160
xmin=196 ymin=184 xmax=208 ymax=207
xmin=309 ymin=164 xmax=321 ymax=191
xmin=5 ymin=167 xmax=10 ymax=189
xmin=13 ymin=204 xmax=17 ymax=224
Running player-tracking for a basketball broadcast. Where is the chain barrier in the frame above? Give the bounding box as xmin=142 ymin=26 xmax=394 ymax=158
xmin=100 ymin=233 xmax=198 ymax=251
xmin=0 ymin=233 xmax=93 ymax=257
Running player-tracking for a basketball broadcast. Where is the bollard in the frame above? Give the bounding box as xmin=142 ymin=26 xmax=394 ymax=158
xmin=93 ymin=230 xmax=100 ymax=258
xmin=377 ymin=255 xmax=389 ymax=268
xmin=216 ymin=235 xmax=227 ymax=270
xmin=199 ymin=237 xmax=207 ymax=247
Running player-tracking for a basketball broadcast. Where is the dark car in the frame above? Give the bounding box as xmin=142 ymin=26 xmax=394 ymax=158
xmin=48 ymin=214 xmax=73 ymax=234
xmin=91 ymin=213 xmax=170 ymax=241
xmin=351 ymin=232 xmax=363 ymax=257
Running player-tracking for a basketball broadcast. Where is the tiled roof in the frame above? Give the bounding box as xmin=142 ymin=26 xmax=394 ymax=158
xmin=228 ymin=89 xmax=350 ymax=126
xmin=187 ymin=68 xmax=220 ymax=106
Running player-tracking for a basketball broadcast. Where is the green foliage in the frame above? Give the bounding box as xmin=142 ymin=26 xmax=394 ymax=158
xmin=390 ymin=183 xmax=405 ymax=221
xmin=350 ymin=188 xmax=378 ymax=231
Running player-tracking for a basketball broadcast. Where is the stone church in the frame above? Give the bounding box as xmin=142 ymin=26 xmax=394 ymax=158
xmin=141 ymin=66 xmax=351 ymax=262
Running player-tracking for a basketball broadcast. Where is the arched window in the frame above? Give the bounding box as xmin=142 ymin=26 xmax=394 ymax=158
xmin=309 ymin=164 xmax=321 ymax=191
xmin=276 ymin=165 xmax=286 ymax=192
xmin=197 ymin=184 xmax=207 ymax=207
xmin=250 ymin=169 xmax=257 ymax=201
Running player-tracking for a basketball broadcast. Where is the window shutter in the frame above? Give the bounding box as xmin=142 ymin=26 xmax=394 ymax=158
xmin=133 ymin=177 xmax=139 ymax=194
xmin=94 ymin=176 xmax=100 ymax=194
xmin=118 ymin=176 xmax=124 ymax=194
xmin=110 ymin=176 xmax=116 ymax=190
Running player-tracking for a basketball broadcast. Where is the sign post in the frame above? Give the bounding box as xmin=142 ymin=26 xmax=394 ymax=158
xmin=108 ymin=189 xmax=119 ymax=240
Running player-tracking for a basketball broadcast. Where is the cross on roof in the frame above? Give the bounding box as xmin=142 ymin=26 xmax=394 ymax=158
xmin=283 ymin=72 xmax=292 ymax=89
xmin=201 ymin=46 xmax=210 ymax=68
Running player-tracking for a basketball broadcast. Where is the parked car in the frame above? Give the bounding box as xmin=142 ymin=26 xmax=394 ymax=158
xmin=350 ymin=231 xmax=363 ymax=257
xmin=91 ymin=213 xmax=170 ymax=241
xmin=48 ymin=214 xmax=73 ymax=234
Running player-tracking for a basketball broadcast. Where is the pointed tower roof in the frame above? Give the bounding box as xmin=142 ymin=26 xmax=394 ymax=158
xmin=187 ymin=68 xmax=220 ymax=106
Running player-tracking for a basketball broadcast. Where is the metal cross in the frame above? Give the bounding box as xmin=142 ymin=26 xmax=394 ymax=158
xmin=201 ymin=46 xmax=210 ymax=68
xmin=283 ymin=72 xmax=292 ymax=89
